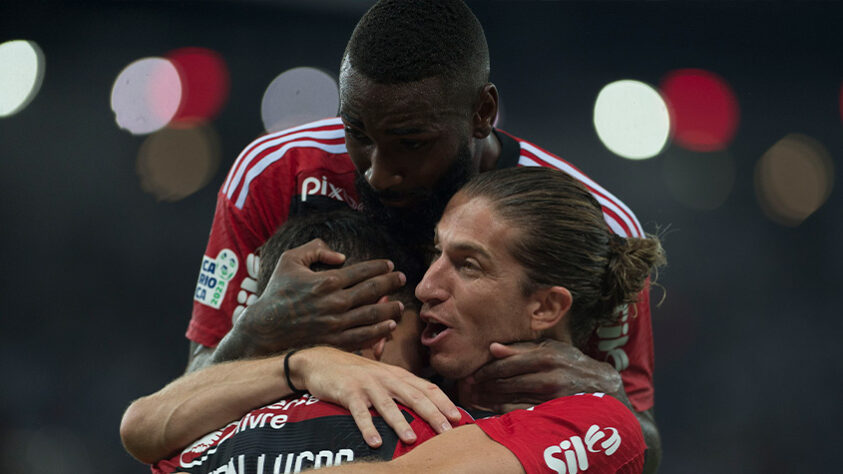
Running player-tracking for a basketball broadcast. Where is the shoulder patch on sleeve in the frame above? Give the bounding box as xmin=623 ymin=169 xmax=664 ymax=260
xmin=194 ymin=249 xmax=239 ymax=309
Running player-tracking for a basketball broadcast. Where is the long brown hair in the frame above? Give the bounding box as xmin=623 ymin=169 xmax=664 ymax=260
xmin=459 ymin=167 xmax=666 ymax=346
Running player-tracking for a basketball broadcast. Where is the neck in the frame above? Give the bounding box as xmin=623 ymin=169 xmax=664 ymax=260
xmin=456 ymin=378 xmax=476 ymax=409
xmin=476 ymin=130 xmax=501 ymax=172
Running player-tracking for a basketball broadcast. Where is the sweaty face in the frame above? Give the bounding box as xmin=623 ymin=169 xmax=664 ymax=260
xmin=415 ymin=193 xmax=537 ymax=380
xmin=340 ymin=63 xmax=479 ymax=241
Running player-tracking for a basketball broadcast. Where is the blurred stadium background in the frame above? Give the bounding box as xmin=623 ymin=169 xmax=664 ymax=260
xmin=1 ymin=1 xmax=840 ymax=471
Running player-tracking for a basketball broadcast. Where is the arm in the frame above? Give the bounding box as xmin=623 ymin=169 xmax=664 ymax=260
xmin=121 ymin=355 xmax=293 ymax=464
xmin=315 ymin=425 xmax=524 ymax=474
xmin=186 ymin=239 xmax=407 ymax=372
xmin=122 ymin=347 xmax=461 ymax=464
xmin=636 ymin=408 xmax=662 ymax=473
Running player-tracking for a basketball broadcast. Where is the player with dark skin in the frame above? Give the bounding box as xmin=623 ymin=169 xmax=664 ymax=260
xmin=184 ymin=1 xmax=660 ymax=471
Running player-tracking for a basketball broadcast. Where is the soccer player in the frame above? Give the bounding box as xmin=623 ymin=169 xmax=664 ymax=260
xmin=321 ymin=167 xmax=664 ymax=472
xmin=126 ymin=168 xmax=664 ymax=473
xmin=186 ymin=0 xmax=661 ymax=469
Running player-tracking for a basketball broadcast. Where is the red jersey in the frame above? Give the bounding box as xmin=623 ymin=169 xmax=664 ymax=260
xmin=475 ymin=393 xmax=646 ymax=474
xmin=188 ymin=117 xmax=655 ymax=411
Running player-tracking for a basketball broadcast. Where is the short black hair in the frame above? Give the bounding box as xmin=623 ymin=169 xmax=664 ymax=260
xmin=256 ymin=209 xmax=425 ymax=311
xmin=344 ymin=0 xmax=490 ymax=90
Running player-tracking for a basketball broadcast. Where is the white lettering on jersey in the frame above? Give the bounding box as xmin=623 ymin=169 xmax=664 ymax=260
xmin=300 ymin=175 xmax=359 ymax=208
xmin=543 ymin=424 xmax=622 ymax=473
xmin=195 ymin=249 xmax=239 ymax=309
xmin=230 ymin=412 xmax=288 ymax=433
xmin=596 ymin=305 xmax=631 ymax=371
xmin=233 ymin=252 xmax=260 ymax=324
xmin=178 ymin=396 xmax=323 ymax=470
xmin=273 ymin=448 xmax=353 ymax=473
xmin=190 ymin=450 xmax=353 ymax=474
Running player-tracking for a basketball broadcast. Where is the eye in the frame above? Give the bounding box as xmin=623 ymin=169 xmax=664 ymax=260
xmin=457 ymin=258 xmax=481 ymax=275
xmin=400 ymin=139 xmax=426 ymax=150
xmin=344 ymin=127 xmax=371 ymax=144
xmin=430 ymin=245 xmax=442 ymax=259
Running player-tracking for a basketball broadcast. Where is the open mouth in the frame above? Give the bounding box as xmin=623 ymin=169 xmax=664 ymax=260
xmin=421 ymin=321 xmax=450 ymax=346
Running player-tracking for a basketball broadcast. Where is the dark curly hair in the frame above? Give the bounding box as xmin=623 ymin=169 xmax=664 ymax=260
xmin=344 ymin=0 xmax=489 ymax=97
xmin=256 ymin=209 xmax=425 ymax=312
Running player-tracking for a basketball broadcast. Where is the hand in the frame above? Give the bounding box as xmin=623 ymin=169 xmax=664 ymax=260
xmin=231 ymin=238 xmax=408 ymax=356
xmin=290 ymin=347 xmax=463 ymax=448
xmin=460 ymin=340 xmax=628 ymax=413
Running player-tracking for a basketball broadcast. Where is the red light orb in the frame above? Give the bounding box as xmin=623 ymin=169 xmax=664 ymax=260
xmin=166 ymin=47 xmax=230 ymax=123
xmin=660 ymin=69 xmax=740 ymax=152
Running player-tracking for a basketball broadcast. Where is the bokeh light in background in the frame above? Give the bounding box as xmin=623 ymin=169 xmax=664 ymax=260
xmin=261 ymin=66 xmax=339 ymax=132
xmin=111 ymin=57 xmax=181 ymax=135
xmin=662 ymin=150 xmax=736 ymax=211
xmin=755 ymin=133 xmax=834 ymax=227
xmin=660 ymin=68 xmax=740 ymax=152
xmin=0 ymin=39 xmax=46 ymax=118
xmin=136 ymin=124 xmax=221 ymax=201
xmin=593 ymin=80 xmax=670 ymax=160
xmin=166 ymin=47 xmax=230 ymax=124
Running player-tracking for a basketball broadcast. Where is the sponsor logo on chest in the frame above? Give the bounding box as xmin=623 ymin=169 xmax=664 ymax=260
xmin=299 ymin=174 xmax=359 ymax=208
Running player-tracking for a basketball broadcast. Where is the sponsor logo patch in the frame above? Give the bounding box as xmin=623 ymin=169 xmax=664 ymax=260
xmin=299 ymin=174 xmax=359 ymax=209
xmin=543 ymin=423 xmax=622 ymax=473
xmin=195 ymin=249 xmax=239 ymax=309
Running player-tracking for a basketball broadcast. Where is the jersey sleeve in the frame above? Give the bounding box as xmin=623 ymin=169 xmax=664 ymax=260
xmin=186 ymin=133 xmax=302 ymax=348
xmin=186 ymin=187 xmax=284 ymax=348
xmin=186 ymin=119 xmax=357 ymax=348
xmin=584 ymin=280 xmax=654 ymax=412
xmin=474 ymin=393 xmax=645 ymax=474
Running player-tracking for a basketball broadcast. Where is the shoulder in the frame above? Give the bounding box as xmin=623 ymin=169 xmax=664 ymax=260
xmin=498 ymin=129 xmax=645 ymax=238
xmin=475 ymin=393 xmax=645 ymax=473
xmin=220 ymin=117 xmax=353 ymax=210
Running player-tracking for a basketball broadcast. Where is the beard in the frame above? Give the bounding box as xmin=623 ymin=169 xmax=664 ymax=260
xmin=355 ymin=142 xmax=476 ymax=252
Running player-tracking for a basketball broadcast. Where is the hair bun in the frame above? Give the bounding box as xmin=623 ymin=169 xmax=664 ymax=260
xmin=602 ymin=234 xmax=666 ymax=316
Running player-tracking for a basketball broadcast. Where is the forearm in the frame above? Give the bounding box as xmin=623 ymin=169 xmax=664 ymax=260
xmin=186 ymin=306 xmax=285 ymax=374
xmin=209 ymin=320 xmax=274 ymax=365
xmin=636 ymin=408 xmax=661 ymax=473
xmin=313 ymin=425 xmax=522 ymax=474
xmin=121 ymin=355 xmax=292 ymax=463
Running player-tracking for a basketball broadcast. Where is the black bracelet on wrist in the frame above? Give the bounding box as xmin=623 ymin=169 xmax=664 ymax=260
xmin=284 ymin=349 xmax=305 ymax=395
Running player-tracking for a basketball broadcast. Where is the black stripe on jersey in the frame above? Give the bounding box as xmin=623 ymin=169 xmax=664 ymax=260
xmin=175 ymin=412 xmax=412 ymax=473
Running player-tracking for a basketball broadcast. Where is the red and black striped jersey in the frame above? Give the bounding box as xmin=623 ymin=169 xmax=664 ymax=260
xmin=151 ymin=393 xmax=475 ymax=474
xmin=152 ymin=392 xmax=643 ymax=474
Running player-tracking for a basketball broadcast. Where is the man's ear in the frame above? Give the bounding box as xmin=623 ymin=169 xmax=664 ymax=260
xmin=472 ymin=83 xmax=499 ymax=139
xmin=372 ymin=337 xmax=387 ymax=361
xmin=529 ymin=286 xmax=572 ymax=333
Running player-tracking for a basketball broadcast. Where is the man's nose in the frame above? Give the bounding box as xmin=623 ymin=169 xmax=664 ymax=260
xmin=415 ymin=256 xmax=447 ymax=303
xmin=366 ymin=151 xmax=403 ymax=191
